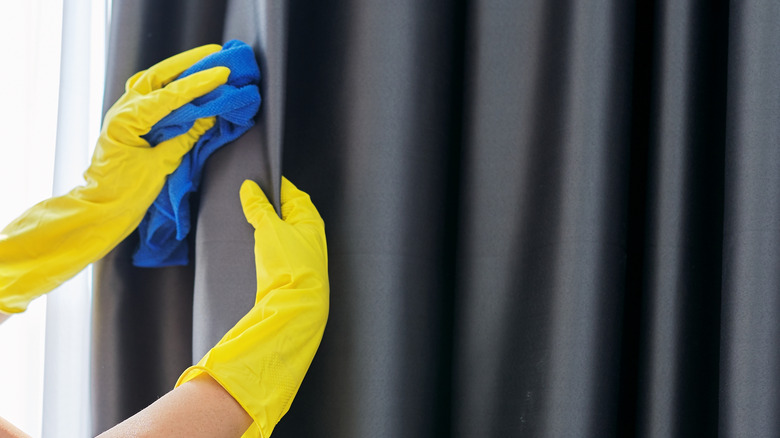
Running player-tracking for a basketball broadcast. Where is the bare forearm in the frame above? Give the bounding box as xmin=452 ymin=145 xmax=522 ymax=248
xmin=97 ymin=373 xmax=252 ymax=438
xmin=0 ymin=416 xmax=30 ymax=438
xmin=0 ymin=313 xmax=9 ymax=325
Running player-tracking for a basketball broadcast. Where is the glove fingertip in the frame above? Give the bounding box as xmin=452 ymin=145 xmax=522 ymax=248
xmin=124 ymin=70 xmax=146 ymax=91
xmin=197 ymin=43 xmax=223 ymax=55
xmin=279 ymin=178 xmax=322 ymax=225
xmin=192 ymin=65 xmax=231 ymax=88
xmin=130 ymin=43 xmax=224 ymax=94
xmin=239 ymin=179 xmax=262 ymax=204
xmin=156 ymin=66 xmax=230 ymax=112
xmin=280 ymin=176 xmax=298 ymax=196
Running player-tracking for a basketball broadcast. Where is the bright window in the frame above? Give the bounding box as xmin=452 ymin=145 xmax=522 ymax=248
xmin=0 ymin=1 xmax=106 ymax=436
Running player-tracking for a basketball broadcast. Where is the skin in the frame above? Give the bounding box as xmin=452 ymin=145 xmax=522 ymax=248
xmin=97 ymin=373 xmax=252 ymax=437
xmin=0 ymin=372 xmax=251 ymax=437
xmin=1 ymin=299 xmax=254 ymax=436
xmin=0 ymin=415 xmax=30 ymax=438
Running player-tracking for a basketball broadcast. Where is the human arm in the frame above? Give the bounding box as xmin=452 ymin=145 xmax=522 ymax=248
xmin=97 ymin=178 xmax=328 ymax=437
xmin=0 ymin=415 xmax=30 ymax=438
xmin=0 ymin=45 xmax=229 ymax=314
xmin=96 ymin=373 xmax=251 ymax=438
xmin=0 ymin=312 xmax=9 ymax=325
xmin=176 ymin=177 xmax=329 ymax=437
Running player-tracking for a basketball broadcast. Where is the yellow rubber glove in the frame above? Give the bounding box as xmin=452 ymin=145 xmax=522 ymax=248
xmin=176 ymin=177 xmax=329 ymax=438
xmin=0 ymin=44 xmax=230 ymax=313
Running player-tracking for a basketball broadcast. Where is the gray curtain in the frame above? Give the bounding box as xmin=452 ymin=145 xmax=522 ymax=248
xmin=92 ymin=0 xmax=780 ymax=437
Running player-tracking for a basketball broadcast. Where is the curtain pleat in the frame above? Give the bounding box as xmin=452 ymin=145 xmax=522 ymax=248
xmin=452 ymin=1 xmax=636 ymax=435
xmin=633 ymin=1 xmax=728 ymax=437
xmin=191 ymin=0 xmax=286 ymax=361
xmin=276 ymin=2 xmax=466 ymax=436
xmin=720 ymin=2 xmax=780 ymax=436
xmin=91 ymin=1 xmax=780 ymax=437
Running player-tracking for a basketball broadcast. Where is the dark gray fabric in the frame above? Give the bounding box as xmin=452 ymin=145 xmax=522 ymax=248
xmin=93 ymin=0 xmax=780 ymax=437
xmin=720 ymin=1 xmax=780 ymax=436
xmin=191 ymin=124 xmax=265 ymax=359
xmin=633 ymin=1 xmax=728 ymax=437
xmin=275 ymin=2 xmax=464 ymax=436
xmin=451 ymin=1 xmax=634 ymax=436
xmin=222 ymin=0 xmax=285 ymax=212
xmin=191 ymin=0 xmax=286 ymax=362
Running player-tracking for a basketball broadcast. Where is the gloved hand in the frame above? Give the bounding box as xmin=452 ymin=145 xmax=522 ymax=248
xmin=176 ymin=177 xmax=329 ymax=438
xmin=0 ymin=44 xmax=230 ymax=313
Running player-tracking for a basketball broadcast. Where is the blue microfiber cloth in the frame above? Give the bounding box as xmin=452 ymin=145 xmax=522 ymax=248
xmin=133 ymin=40 xmax=261 ymax=267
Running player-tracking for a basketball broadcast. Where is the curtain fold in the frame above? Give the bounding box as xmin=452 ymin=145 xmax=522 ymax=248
xmin=633 ymin=1 xmax=728 ymax=437
xmin=191 ymin=0 xmax=286 ymax=361
xmin=452 ymin=1 xmax=635 ymax=435
xmin=277 ymin=2 xmax=467 ymax=436
xmin=92 ymin=1 xmax=780 ymax=437
xmin=720 ymin=2 xmax=780 ymax=436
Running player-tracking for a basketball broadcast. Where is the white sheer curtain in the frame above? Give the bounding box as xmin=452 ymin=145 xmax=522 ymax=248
xmin=43 ymin=0 xmax=107 ymax=437
xmin=0 ymin=2 xmax=63 ymax=436
xmin=0 ymin=1 xmax=107 ymax=437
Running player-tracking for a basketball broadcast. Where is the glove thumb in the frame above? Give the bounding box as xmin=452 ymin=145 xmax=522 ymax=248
xmin=240 ymin=179 xmax=278 ymax=228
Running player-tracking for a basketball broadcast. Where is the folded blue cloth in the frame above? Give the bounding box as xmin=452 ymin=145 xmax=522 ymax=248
xmin=133 ymin=40 xmax=261 ymax=267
